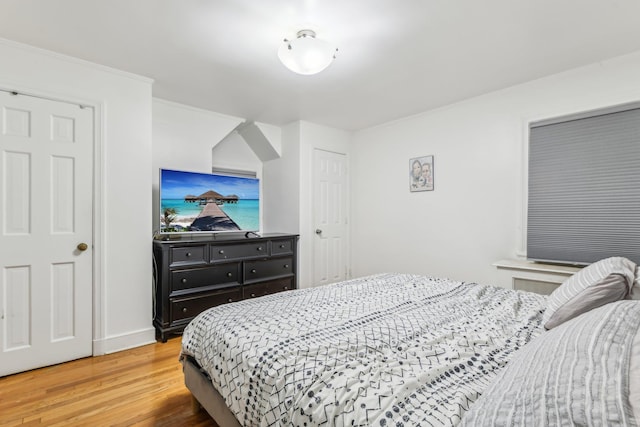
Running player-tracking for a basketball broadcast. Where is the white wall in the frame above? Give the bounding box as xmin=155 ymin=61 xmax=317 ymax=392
xmin=351 ymin=50 xmax=640 ymax=287
xmin=264 ymin=121 xmax=352 ymax=288
xmin=212 ymin=132 xmax=262 ymax=174
xmin=0 ymin=39 xmax=154 ymax=353
xmin=263 ymin=121 xmax=301 ymax=235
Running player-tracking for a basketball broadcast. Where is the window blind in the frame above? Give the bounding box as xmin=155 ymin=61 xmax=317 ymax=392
xmin=527 ymin=103 xmax=640 ymax=265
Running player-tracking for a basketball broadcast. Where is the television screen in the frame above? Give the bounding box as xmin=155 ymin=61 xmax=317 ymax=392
xmin=159 ymin=168 xmax=260 ymax=233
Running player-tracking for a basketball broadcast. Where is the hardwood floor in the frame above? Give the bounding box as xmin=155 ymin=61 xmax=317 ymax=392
xmin=0 ymin=337 xmax=218 ymax=426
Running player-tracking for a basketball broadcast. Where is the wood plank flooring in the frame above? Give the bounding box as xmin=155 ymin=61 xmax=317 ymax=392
xmin=0 ymin=337 xmax=218 ymax=426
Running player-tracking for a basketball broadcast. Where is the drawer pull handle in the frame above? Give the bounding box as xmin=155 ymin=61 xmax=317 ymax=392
xmin=219 ymin=250 xmax=224 ymax=254
xmin=257 ymin=246 xmax=263 ymax=251
xmin=279 ymin=244 xmax=285 ymax=248
xmin=186 ymin=252 xmax=191 ymax=257
xmin=251 ymin=269 xmax=257 ymax=274
xmin=182 ymin=307 xmax=187 ymax=313
xmin=250 ymin=293 xmax=256 ymax=298
xmin=283 ymin=286 xmax=289 ymax=290
xmin=227 ymin=298 xmax=233 ymax=303
xmin=181 ymin=278 xmax=187 ymax=283
xmin=284 ymin=264 xmax=289 ymax=269
xmin=227 ymin=272 xmax=233 ymax=277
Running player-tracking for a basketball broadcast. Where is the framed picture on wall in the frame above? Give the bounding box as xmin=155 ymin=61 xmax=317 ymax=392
xmin=409 ymin=155 xmax=434 ymax=192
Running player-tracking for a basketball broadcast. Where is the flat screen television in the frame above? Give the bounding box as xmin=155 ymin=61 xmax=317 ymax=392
xmin=159 ymin=168 xmax=260 ymax=234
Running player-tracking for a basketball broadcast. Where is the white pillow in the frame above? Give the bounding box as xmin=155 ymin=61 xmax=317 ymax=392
xmin=631 ymin=318 xmax=640 ymax=422
xmin=631 ymin=266 xmax=640 ymax=300
xmin=542 ymin=256 xmax=636 ymax=329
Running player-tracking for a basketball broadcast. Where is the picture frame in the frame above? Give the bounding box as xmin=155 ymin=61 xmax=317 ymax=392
xmin=409 ymin=155 xmax=434 ymax=192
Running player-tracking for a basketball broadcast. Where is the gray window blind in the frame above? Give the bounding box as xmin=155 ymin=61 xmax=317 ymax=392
xmin=528 ymin=103 xmax=640 ymax=265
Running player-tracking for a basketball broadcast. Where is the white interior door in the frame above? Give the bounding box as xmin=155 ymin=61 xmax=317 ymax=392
xmin=312 ymin=149 xmax=347 ymax=286
xmin=0 ymin=91 xmax=93 ymax=376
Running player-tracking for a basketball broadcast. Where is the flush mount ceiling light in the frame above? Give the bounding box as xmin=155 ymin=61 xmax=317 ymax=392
xmin=278 ymin=29 xmax=338 ymax=75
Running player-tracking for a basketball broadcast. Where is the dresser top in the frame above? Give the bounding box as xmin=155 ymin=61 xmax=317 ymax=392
xmin=153 ymin=232 xmax=298 ymax=245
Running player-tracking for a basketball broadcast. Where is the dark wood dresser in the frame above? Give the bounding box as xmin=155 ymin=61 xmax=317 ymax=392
xmin=153 ymin=233 xmax=298 ymax=342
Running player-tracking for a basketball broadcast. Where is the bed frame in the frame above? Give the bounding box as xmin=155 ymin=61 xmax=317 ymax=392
xmin=182 ymin=356 xmax=241 ymax=427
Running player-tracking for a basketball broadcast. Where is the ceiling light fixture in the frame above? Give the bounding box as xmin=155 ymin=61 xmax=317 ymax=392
xmin=278 ymin=29 xmax=338 ymax=75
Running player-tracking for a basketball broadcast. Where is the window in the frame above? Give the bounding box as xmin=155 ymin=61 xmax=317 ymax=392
xmin=527 ymin=103 xmax=640 ymax=265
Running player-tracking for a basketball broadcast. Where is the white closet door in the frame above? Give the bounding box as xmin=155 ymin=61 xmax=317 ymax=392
xmin=312 ymin=148 xmax=347 ymax=287
xmin=0 ymin=91 xmax=93 ymax=376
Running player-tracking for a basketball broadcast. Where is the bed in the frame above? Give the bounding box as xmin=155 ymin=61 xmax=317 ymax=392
xmin=180 ymin=258 xmax=639 ymax=426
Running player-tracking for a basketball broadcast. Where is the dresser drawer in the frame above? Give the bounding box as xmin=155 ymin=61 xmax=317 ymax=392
xmin=170 ymin=245 xmax=207 ymax=267
xmin=170 ymin=263 xmax=240 ymax=293
xmin=170 ymin=287 xmax=242 ymax=324
xmin=271 ymin=239 xmax=294 ymax=255
xmin=244 ymin=277 xmax=293 ymax=299
xmin=244 ymin=257 xmax=293 ymax=284
xmin=210 ymin=242 xmax=268 ymax=262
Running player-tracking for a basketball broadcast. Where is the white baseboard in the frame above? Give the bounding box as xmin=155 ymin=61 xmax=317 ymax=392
xmin=93 ymin=327 xmax=156 ymax=355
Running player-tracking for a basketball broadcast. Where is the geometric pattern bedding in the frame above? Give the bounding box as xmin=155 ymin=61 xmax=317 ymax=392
xmin=181 ymin=273 xmax=548 ymax=426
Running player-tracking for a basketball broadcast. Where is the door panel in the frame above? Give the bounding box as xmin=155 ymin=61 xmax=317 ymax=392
xmin=0 ymin=91 xmax=93 ymax=376
xmin=312 ymin=149 xmax=347 ymax=286
xmin=3 ymin=151 xmax=30 ymax=234
xmin=4 ymin=265 xmax=30 ymax=350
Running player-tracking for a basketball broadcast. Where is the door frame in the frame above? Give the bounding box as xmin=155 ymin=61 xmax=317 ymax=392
xmin=0 ymin=83 xmax=104 ymax=356
xmin=310 ymin=147 xmax=350 ymax=287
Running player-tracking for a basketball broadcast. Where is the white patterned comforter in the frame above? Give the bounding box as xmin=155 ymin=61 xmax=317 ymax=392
xmin=181 ymin=273 xmax=547 ymax=427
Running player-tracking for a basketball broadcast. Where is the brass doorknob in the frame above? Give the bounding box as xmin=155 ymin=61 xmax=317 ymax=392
xmin=77 ymin=243 xmax=88 ymax=251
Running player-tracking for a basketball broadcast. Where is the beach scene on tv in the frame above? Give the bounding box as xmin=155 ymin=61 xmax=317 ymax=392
xmin=160 ymin=169 xmax=260 ymax=233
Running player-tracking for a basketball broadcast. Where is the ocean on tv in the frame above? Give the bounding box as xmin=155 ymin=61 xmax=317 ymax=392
xmin=160 ymin=198 xmax=259 ymax=231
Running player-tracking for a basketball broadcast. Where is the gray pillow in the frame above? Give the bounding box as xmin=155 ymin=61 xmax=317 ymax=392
xmin=461 ymin=301 xmax=640 ymax=426
xmin=542 ymin=256 xmax=636 ymax=329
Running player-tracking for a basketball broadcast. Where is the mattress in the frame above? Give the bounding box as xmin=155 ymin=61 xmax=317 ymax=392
xmin=181 ymin=273 xmax=547 ymax=426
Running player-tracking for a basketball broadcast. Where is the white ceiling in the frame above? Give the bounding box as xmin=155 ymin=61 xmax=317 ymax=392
xmin=2 ymin=0 xmax=640 ymax=131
